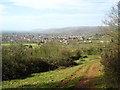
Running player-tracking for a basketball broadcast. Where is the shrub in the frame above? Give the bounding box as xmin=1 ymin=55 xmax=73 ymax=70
xmin=101 ymin=48 xmax=120 ymax=88
xmin=82 ymin=47 xmax=104 ymax=55
xmin=2 ymin=42 xmax=80 ymax=80
xmin=2 ymin=45 xmax=56 ymax=80
xmin=70 ymin=50 xmax=82 ymax=60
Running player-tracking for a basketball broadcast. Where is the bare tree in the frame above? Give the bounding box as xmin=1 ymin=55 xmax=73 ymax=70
xmin=100 ymin=2 xmax=120 ymax=45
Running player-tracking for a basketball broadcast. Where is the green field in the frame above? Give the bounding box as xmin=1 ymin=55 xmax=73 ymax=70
xmin=1 ymin=43 xmax=39 ymax=48
xmin=2 ymin=55 xmax=104 ymax=88
xmin=2 ymin=40 xmax=109 ymax=88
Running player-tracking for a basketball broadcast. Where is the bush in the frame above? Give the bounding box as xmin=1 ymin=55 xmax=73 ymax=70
xmin=101 ymin=48 xmax=120 ymax=88
xmin=2 ymin=42 xmax=80 ymax=80
xmin=2 ymin=45 xmax=56 ymax=80
xmin=2 ymin=57 xmax=54 ymax=80
xmin=70 ymin=50 xmax=82 ymax=60
xmin=82 ymin=47 xmax=103 ymax=55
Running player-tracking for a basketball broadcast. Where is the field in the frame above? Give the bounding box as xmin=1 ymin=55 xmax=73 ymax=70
xmin=3 ymin=55 xmax=104 ymax=88
xmin=1 ymin=43 xmax=39 ymax=48
xmin=2 ymin=37 xmax=115 ymax=89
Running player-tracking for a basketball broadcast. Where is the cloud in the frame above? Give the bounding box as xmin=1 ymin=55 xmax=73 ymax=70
xmin=2 ymin=12 xmax=104 ymax=30
xmin=4 ymin=0 xmax=118 ymax=14
xmin=0 ymin=4 xmax=7 ymax=14
xmin=107 ymin=0 xmax=119 ymax=2
xmin=5 ymin=0 xmax=93 ymax=10
xmin=44 ymin=13 xmax=104 ymax=17
xmin=2 ymin=0 xmax=118 ymax=30
xmin=0 ymin=4 xmax=7 ymax=30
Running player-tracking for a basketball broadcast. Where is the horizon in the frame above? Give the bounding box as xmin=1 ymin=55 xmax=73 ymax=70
xmin=2 ymin=26 xmax=101 ymax=33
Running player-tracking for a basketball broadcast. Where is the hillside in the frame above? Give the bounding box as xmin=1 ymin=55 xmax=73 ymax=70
xmin=37 ymin=26 xmax=100 ymax=35
xmin=3 ymin=26 xmax=100 ymax=35
xmin=3 ymin=55 xmax=104 ymax=88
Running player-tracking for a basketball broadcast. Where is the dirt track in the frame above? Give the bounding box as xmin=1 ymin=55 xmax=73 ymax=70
xmin=74 ymin=61 xmax=100 ymax=88
xmin=57 ymin=64 xmax=86 ymax=88
xmin=57 ymin=61 xmax=100 ymax=88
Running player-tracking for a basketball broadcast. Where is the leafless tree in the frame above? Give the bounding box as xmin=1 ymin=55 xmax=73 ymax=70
xmin=100 ymin=2 xmax=120 ymax=45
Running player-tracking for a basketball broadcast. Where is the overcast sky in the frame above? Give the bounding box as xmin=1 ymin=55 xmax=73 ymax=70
xmin=0 ymin=0 xmax=119 ymax=31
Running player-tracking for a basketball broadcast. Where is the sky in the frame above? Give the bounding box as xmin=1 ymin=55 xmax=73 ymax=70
xmin=0 ymin=0 xmax=119 ymax=31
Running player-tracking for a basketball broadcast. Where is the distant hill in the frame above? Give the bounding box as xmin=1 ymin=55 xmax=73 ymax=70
xmin=38 ymin=26 xmax=100 ymax=35
xmin=3 ymin=26 xmax=100 ymax=35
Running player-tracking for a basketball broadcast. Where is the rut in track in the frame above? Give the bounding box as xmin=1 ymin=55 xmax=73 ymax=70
xmin=57 ymin=64 xmax=86 ymax=88
xmin=74 ymin=61 xmax=100 ymax=88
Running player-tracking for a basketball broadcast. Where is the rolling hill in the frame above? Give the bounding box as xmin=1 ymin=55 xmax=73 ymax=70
xmin=3 ymin=26 xmax=100 ymax=35
xmin=35 ymin=26 xmax=100 ymax=35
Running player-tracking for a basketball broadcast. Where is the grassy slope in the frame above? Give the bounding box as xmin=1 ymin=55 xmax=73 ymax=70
xmin=2 ymin=55 xmax=104 ymax=88
xmin=2 ymin=58 xmax=94 ymax=88
xmin=61 ymin=62 xmax=93 ymax=88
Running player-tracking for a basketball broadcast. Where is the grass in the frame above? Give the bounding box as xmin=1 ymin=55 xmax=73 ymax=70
xmin=75 ymin=55 xmax=100 ymax=64
xmin=2 ymin=57 xmax=97 ymax=88
xmin=75 ymin=58 xmax=105 ymax=88
xmin=2 ymin=42 xmax=104 ymax=88
xmin=61 ymin=61 xmax=95 ymax=88
xmin=22 ymin=43 xmax=39 ymax=48
xmin=94 ymin=74 xmax=105 ymax=88
xmin=1 ymin=43 xmax=11 ymax=46
xmin=89 ymin=59 xmax=106 ymax=88
xmin=1 ymin=43 xmax=39 ymax=48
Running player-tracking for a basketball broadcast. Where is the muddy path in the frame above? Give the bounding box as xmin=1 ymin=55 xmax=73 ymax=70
xmin=74 ymin=61 xmax=100 ymax=88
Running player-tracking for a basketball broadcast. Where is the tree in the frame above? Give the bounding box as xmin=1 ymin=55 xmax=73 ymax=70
xmin=100 ymin=2 xmax=120 ymax=46
xmin=100 ymin=2 xmax=120 ymax=88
